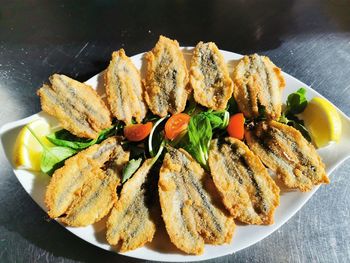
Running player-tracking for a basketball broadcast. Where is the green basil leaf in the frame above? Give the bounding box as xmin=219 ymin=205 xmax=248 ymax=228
xmin=122 ymin=158 xmax=143 ymax=183
xmin=186 ymin=113 xmax=212 ymax=169
xmin=203 ymin=110 xmax=229 ymax=130
xmin=199 ymin=117 xmax=212 ymax=154
xmin=47 ymin=126 xmax=116 ymax=150
xmin=40 ymin=146 xmax=76 ymax=174
xmin=46 ymin=131 xmax=95 ymax=149
xmin=171 ymin=109 xmax=228 ymax=169
xmin=286 ymin=87 xmax=308 ymax=115
xmin=26 ymin=126 xmax=76 ymax=175
xmin=188 ymin=115 xmax=201 ymax=146
xmin=96 ymin=126 xmax=117 ymax=142
xmin=279 ymin=88 xmax=311 ymax=141
xmin=206 ymin=114 xmax=223 ymax=129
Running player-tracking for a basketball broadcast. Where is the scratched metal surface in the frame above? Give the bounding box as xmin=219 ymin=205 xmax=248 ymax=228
xmin=0 ymin=0 xmax=349 ymax=262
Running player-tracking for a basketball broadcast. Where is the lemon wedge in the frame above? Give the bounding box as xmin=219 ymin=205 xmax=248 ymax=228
xmin=13 ymin=119 xmax=53 ymax=171
xmin=301 ymin=97 xmax=342 ymax=148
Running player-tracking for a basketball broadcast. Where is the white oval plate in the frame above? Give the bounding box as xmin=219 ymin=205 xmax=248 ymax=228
xmin=1 ymin=48 xmax=350 ymax=262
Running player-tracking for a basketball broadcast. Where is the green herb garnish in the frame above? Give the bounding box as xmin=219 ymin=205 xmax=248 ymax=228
xmin=122 ymin=139 xmax=165 ymax=183
xmin=279 ymin=114 xmax=311 ymax=141
xmin=182 ymin=109 xmax=229 ymax=170
xmin=279 ymin=87 xmax=311 ymax=141
xmin=121 ymin=158 xmax=143 ymax=183
xmin=285 ymin=88 xmax=308 ymax=115
xmin=186 ymin=113 xmax=212 ymax=169
xmin=46 ymin=125 xmax=116 ymax=150
xmin=27 ymin=126 xmax=76 ymax=174
xmin=203 ymin=110 xmax=230 ymax=130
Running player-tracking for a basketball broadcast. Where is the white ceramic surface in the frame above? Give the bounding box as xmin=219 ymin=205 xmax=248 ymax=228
xmin=1 ymin=49 xmax=350 ymax=262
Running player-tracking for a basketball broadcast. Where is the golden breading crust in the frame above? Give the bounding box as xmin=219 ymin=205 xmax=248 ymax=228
xmin=60 ymin=167 xmax=117 ymax=227
xmin=37 ymin=74 xmax=111 ymax=139
xmin=209 ymin=137 xmax=280 ymax=225
xmin=106 ymin=159 xmax=156 ymax=252
xmin=45 ymin=137 xmax=129 ymax=226
xmin=190 ymin=42 xmax=233 ymax=110
xmin=233 ymin=54 xmax=285 ymax=120
xmin=159 ymin=148 xmax=235 ymax=255
xmin=144 ymin=36 xmax=189 ymax=117
xmin=245 ymin=121 xmax=329 ymax=191
xmin=105 ymin=49 xmax=147 ymax=124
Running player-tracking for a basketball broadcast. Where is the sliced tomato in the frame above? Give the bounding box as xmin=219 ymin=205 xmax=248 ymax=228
xmin=165 ymin=113 xmax=191 ymax=140
xmin=124 ymin=122 xmax=153 ymax=142
xmin=227 ymin=113 xmax=245 ymax=140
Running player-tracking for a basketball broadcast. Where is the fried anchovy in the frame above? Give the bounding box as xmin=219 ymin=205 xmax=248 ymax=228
xmin=106 ymin=159 xmax=157 ymax=252
xmin=190 ymin=42 xmax=233 ymax=110
xmin=209 ymin=137 xmax=280 ymax=225
xmin=37 ymin=74 xmax=111 ymax=139
xmin=105 ymin=49 xmax=147 ymax=124
xmin=45 ymin=137 xmax=129 ymax=225
xmin=233 ymin=54 xmax=285 ymax=120
xmin=245 ymin=121 xmax=329 ymax=191
xmin=158 ymin=147 xmax=235 ymax=255
xmin=144 ymin=36 xmax=189 ymax=117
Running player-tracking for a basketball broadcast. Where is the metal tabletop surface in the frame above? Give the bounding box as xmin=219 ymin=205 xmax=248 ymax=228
xmin=0 ymin=0 xmax=349 ymax=262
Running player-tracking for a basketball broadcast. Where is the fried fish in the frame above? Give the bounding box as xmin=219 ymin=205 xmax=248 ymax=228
xmin=159 ymin=148 xmax=235 ymax=255
xmin=60 ymin=167 xmax=117 ymax=227
xmin=190 ymin=42 xmax=233 ymax=110
xmin=45 ymin=137 xmax=129 ymax=226
xmin=233 ymin=54 xmax=285 ymax=120
xmin=37 ymin=74 xmax=111 ymax=139
xmin=106 ymin=159 xmax=157 ymax=252
xmin=209 ymin=137 xmax=280 ymax=225
xmin=144 ymin=36 xmax=189 ymax=117
xmin=245 ymin=121 xmax=329 ymax=191
xmin=105 ymin=49 xmax=147 ymax=124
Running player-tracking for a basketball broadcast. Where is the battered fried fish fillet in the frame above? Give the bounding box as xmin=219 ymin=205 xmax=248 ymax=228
xmin=61 ymin=167 xmax=117 ymax=227
xmin=105 ymin=49 xmax=147 ymax=124
xmin=144 ymin=36 xmax=189 ymax=117
xmin=190 ymin=42 xmax=233 ymax=110
xmin=106 ymin=159 xmax=156 ymax=252
xmin=37 ymin=74 xmax=111 ymax=139
xmin=159 ymin=148 xmax=235 ymax=255
xmin=233 ymin=54 xmax=285 ymax=120
xmin=208 ymin=137 xmax=280 ymax=225
xmin=45 ymin=137 xmax=129 ymax=226
xmin=245 ymin=121 xmax=329 ymax=192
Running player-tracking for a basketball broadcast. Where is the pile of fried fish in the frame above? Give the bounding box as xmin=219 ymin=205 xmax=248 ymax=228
xmin=37 ymin=36 xmax=329 ymax=255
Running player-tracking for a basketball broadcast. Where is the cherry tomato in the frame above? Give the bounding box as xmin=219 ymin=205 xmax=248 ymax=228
xmin=124 ymin=122 xmax=153 ymax=142
xmin=227 ymin=113 xmax=245 ymax=140
xmin=165 ymin=113 xmax=191 ymax=140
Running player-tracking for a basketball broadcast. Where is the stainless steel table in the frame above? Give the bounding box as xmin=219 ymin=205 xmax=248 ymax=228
xmin=0 ymin=0 xmax=349 ymax=262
